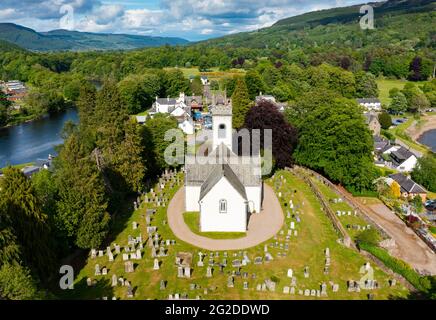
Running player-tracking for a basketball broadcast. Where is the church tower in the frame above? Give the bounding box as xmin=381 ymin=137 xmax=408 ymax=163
xmin=212 ymin=104 xmax=232 ymax=150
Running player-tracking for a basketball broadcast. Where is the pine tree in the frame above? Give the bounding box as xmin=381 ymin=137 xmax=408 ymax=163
xmin=55 ymin=134 xmax=110 ymax=249
xmin=0 ymin=167 xmax=55 ymax=278
xmin=231 ymin=78 xmax=252 ymax=129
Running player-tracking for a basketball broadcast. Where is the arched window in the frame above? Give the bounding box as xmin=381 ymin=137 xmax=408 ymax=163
xmin=218 ymin=123 xmax=226 ymax=139
xmin=219 ymin=199 xmax=227 ymax=213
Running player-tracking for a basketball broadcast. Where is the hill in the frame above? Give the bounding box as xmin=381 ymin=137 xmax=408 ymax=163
xmin=0 ymin=38 xmax=25 ymax=52
xmin=200 ymin=0 xmax=436 ymax=49
xmin=0 ymin=23 xmax=189 ymax=51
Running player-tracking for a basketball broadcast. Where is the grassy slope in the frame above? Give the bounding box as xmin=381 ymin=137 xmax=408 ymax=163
xmin=62 ymin=170 xmax=408 ymax=300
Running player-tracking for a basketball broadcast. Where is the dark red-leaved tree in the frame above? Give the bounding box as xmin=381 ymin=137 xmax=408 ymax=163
xmin=409 ymin=56 xmax=424 ymax=81
xmin=243 ymin=100 xmax=298 ymax=169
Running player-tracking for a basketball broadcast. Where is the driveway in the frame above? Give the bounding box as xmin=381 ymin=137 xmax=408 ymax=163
xmin=367 ymin=203 xmax=436 ymax=275
xmin=167 ymin=184 xmax=284 ymax=250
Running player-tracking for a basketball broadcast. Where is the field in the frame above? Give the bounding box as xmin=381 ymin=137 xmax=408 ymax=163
xmin=376 ymin=79 xmax=428 ymax=106
xmin=61 ymin=170 xmax=409 ymax=300
xmin=164 ymin=67 xmax=246 ymax=82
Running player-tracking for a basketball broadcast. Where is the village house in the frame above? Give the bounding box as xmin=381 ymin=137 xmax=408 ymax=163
xmin=184 ymin=103 xmax=263 ymax=233
xmin=388 ymin=173 xmax=427 ymax=201
xmin=390 ymin=147 xmax=418 ymax=172
xmin=0 ymin=80 xmax=27 ymax=102
xmin=357 ymin=98 xmax=382 ymax=112
xmin=255 ymin=93 xmax=287 ymax=112
xmin=364 ymin=112 xmax=381 ymax=136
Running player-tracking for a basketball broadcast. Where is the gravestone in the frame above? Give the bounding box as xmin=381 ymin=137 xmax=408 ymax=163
xmin=160 ymin=280 xmax=166 ymax=290
xmin=98 ymin=250 xmax=104 ymax=257
xmin=91 ymin=249 xmax=97 ymax=259
xmin=125 ymin=261 xmax=134 ymax=273
xmin=206 ymin=267 xmax=212 ymax=278
xmin=111 ymin=274 xmax=117 ymax=287
xmin=332 ymin=283 xmax=339 ymax=292
xmin=227 ymin=276 xmax=234 ymax=288
xmin=290 ymin=287 xmax=295 ymax=295
xmin=184 ymin=267 xmax=191 ymax=278
xmin=254 ymin=257 xmax=263 ymax=265
xmin=304 ymin=289 xmax=310 ymax=296
xmin=321 ymin=283 xmax=327 ymax=296
xmin=126 ymin=284 xmax=134 ymax=298
xmin=151 ymin=247 xmax=157 ymax=258
xmin=264 ymin=279 xmax=276 ymax=292
xmin=130 ymin=253 xmax=137 ymax=260
xmin=291 ymin=277 xmax=297 ymax=287
xmin=153 ymin=258 xmax=160 ymax=270
xmin=177 ymin=266 xmax=184 ymax=278
xmin=243 ymin=281 xmax=249 ymax=290
xmin=304 ymin=266 xmax=309 ymax=278
xmin=287 ymin=269 xmax=293 ymax=278
xmin=283 ymin=286 xmax=290 ymax=294
xmin=87 ymin=278 xmax=93 ymax=287
xmin=102 ymin=267 xmax=107 ymax=275
xmin=136 ymin=249 xmax=142 ymax=260
xmin=94 ymin=264 xmax=101 ymax=276
xmin=114 ymin=245 xmax=121 ymax=254
xmin=108 ymin=251 xmax=114 ymax=262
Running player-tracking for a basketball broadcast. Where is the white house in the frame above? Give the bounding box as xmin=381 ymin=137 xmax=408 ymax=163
xmin=185 ymin=103 xmax=263 ymax=233
xmin=200 ymin=76 xmax=209 ymax=85
xmin=390 ymin=147 xmax=418 ymax=172
xmin=357 ymin=98 xmax=382 ymax=112
xmin=178 ymin=118 xmax=195 ymax=135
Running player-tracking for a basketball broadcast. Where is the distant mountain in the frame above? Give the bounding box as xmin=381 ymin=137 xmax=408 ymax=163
xmin=0 ymin=38 xmax=25 ymax=52
xmin=0 ymin=23 xmax=189 ymax=51
xmin=201 ymin=0 xmax=436 ymax=48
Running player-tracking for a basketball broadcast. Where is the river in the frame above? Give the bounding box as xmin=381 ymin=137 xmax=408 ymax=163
xmin=418 ymin=129 xmax=436 ymax=153
xmin=0 ymin=108 xmax=78 ymax=168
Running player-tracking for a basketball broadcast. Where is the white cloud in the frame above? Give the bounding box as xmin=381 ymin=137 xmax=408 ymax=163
xmin=0 ymin=0 xmax=386 ymax=40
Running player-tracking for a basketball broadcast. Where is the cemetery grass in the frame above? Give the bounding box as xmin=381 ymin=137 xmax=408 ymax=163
xmin=309 ymin=177 xmax=373 ymax=241
xmin=62 ymin=170 xmax=409 ymax=300
xmin=183 ymin=211 xmax=246 ymax=239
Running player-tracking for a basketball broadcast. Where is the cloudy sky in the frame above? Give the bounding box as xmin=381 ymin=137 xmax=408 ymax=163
xmin=0 ymin=0 xmax=377 ymax=41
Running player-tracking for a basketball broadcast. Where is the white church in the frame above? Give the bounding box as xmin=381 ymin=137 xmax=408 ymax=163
xmin=184 ymin=104 xmax=263 ymax=233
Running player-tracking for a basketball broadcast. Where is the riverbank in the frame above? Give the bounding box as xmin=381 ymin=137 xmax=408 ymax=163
xmin=406 ymin=114 xmax=436 ymax=141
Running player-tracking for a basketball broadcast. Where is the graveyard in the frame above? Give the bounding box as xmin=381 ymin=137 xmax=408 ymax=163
xmin=62 ymin=169 xmax=410 ymax=300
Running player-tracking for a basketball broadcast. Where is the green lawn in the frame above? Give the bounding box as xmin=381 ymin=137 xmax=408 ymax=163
xmin=164 ymin=66 xmax=245 ymax=82
xmin=60 ymin=170 xmax=409 ymax=300
xmin=310 ymin=176 xmax=374 ymax=240
xmin=376 ymin=79 xmax=428 ymax=106
xmin=183 ymin=211 xmax=246 ymax=239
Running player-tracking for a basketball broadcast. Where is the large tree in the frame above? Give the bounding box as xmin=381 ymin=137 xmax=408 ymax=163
xmin=0 ymin=167 xmax=55 ymax=278
xmin=244 ymin=100 xmax=298 ymax=169
xmin=245 ymin=69 xmax=266 ymax=100
xmin=388 ymin=92 xmax=408 ymax=114
xmin=286 ymin=90 xmax=377 ymax=191
xmin=355 ymin=71 xmax=379 ymax=98
xmin=411 ymin=154 xmax=436 ymax=192
xmin=55 ymin=133 xmax=110 ymax=249
xmin=231 ymin=78 xmax=252 ymax=129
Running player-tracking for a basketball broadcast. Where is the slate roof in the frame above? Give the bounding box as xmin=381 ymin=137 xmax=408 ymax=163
xmin=185 ymin=144 xmax=261 ymax=187
xmin=374 ymin=136 xmax=389 ymax=151
xmin=391 ymin=147 xmax=415 ymax=163
xmin=364 ymin=112 xmax=379 ymax=124
xmin=389 ymin=173 xmax=427 ymax=194
xmin=199 ymin=163 xmax=247 ymax=201
xmin=156 ymin=98 xmax=177 ymax=105
xmin=211 ymin=104 xmax=232 ymax=116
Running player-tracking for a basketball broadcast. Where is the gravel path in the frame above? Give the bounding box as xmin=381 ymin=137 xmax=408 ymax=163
xmin=167 ymin=185 xmax=284 ymax=250
xmin=367 ymin=203 xmax=436 ymax=275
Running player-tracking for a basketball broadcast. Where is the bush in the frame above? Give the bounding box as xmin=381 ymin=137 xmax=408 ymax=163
xmin=356 ymin=228 xmax=381 ymax=246
xmin=378 ymin=112 xmax=392 ymax=130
